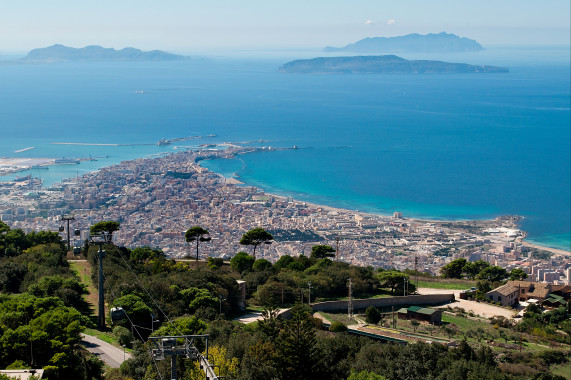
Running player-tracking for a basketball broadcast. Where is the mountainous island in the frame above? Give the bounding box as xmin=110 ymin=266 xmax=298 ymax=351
xmin=279 ymin=55 xmax=508 ymax=74
xmin=324 ymin=32 xmax=484 ymax=53
xmin=21 ymin=44 xmax=186 ymax=62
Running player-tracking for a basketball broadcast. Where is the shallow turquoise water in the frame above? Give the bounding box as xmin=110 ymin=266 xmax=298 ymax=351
xmin=0 ymin=47 xmax=569 ymax=250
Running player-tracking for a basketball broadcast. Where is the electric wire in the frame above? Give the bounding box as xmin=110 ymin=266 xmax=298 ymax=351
xmin=113 ymin=248 xmax=186 ymax=336
xmin=104 ymin=245 xmax=220 ymax=377
xmin=99 ymin=267 xmax=165 ymax=380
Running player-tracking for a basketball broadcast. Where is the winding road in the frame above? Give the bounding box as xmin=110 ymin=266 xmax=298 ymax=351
xmin=81 ymin=334 xmax=132 ymax=368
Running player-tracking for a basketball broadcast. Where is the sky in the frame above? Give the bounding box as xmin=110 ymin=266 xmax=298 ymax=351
xmin=1 ymin=0 xmax=569 ymax=54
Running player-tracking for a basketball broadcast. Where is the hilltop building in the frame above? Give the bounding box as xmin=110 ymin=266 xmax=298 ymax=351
xmin=485 ymin=281 xmax=553 ymax=307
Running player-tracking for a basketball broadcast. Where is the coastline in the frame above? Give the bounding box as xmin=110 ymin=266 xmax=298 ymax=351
xmin=2 ymin=145 xmax=570 ymax=254
xmin=199 ymin=156 xmax=571 ymax=254
xmin=520 ymin=241 xmax=571 ymax=257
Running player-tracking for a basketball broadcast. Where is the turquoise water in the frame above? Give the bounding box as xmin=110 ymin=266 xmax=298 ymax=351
xmin=0 ymin=47 xmax=569 ymax=250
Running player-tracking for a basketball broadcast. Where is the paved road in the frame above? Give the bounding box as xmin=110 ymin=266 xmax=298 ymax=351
xmin=233 ymin=309 xmax=289 ymax=324
xmin=81 ymin=334 xmax=132 ymax=368
xmin=418 ymin=288 xmax=517 ymax=319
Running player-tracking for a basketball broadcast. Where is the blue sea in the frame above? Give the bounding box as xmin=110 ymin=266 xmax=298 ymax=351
xmin=0 ymin=47 xmax=569 ymax=251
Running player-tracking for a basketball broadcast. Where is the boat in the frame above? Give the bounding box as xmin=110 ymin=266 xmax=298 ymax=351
xmin=54 ymin=158 xmax=80 ymax=164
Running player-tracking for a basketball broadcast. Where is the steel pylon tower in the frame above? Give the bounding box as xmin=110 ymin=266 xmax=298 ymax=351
xmin=347 ymin=278 xmax=353 ymax=320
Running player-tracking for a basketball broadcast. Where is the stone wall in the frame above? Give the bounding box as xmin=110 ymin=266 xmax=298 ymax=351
xmin=278 ymin=294 xmax=454 ymax=319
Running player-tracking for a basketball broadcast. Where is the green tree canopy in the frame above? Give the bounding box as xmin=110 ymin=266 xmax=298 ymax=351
xmin=377 ymin=270 xmax=408 ymax=294
xmin=230 ymin=251 xmax=255 ymax=274
xmin=477 ymin=266 xmax=508 ymax=283
xmin=239 ymin=228 xmax=273 ymax=259
xmin=509 ymin=268 xmax=528 ymax=281
xmin=310 ymin=245 xmax=336 ymax=259
xmin=130 ymin=246 xmax=164 ymax=263
xmin=463 ymin=260 xmax=490 ymax=279
xmin=276 ymin=304 xmax=320 ymax=379
xmin=185 ymin=226 xmax=210 ymax=261
xmin=253 ymin=258 xmax=273 ymax=272
xmin=90 ymin=221 xmax=120 ymax=237
xmin=365 ymin=306 xmax=381 ymax=324
xmin=440 ymin=258 xmax=467 ymax=278
xmin=28 ymin=275 xmax=89 ymax=312
xmin=112 ymin=294 xmax=152 ymax=327
xmin=151 ymin=316 xmax=207 ymax=337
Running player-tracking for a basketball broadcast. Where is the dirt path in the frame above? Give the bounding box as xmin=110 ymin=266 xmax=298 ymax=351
xmin=418 ymin=287 xmax=517 ymax=319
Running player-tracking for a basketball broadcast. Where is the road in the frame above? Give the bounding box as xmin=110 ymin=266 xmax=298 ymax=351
xmin=418 ymin=288 xmax=517 ymax=319
xmin=81 ymin=334 xmax=132 ymax=368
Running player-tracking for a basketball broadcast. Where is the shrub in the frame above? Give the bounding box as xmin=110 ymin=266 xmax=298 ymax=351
xmin=207 ymin=257 xmax=224 ymax=269
xmin=365 ymin=306 xmax=381 ymax=324
xmin=329 ymin=321 xmax=348 ymax=332
xmin=113 ymin=326 xmax=133 ymax=348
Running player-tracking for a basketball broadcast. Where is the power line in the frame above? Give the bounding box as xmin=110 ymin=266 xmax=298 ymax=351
xmin=100 ymin=270 xmax=165 ymax=380
xmin=113 ymin=247 xmax=184 ymax=336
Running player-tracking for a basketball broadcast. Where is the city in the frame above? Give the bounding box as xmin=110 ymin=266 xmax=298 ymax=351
xmin=2 ymin=145 xmax=569 ymax=286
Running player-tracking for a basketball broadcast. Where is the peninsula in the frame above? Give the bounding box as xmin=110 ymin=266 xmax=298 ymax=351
xmin=324 ymin=32 xmax=484 ymax=53
xmin=279 ymin=55 xmax=508 ymax=74
xmin=21 ymin=44 xmax=186 ymax=62
xmin=1 ymin=146 xmax=568 ymax=278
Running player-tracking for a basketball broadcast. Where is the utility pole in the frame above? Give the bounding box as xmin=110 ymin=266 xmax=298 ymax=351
xmin=335 ymin=237 xmax=340 ymax=261
xmin=90 ymin=232 xmax=112 ymax=330
xmin=347 ymin=278 xmax=353 ymax=320
xmin=60 ymin=214 xmax=75 ymax=251
xmin=308 ymin=281 xmax=312 ymax=305
xmin=414 ymin=255 xmax=419 ymax=290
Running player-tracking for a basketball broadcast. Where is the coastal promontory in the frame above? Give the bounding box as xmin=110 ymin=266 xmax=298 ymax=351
xmin=324 ymin=32 xmax=484 ymax=53
xmin=21 ymin=44 xmax=186 ymax=62
xmin=279 ymin=55 xmax=508 ymax=74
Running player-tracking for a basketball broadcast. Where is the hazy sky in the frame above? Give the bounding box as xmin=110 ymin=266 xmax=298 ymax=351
xmin=1 ymin=0 xmax=569 ymax=53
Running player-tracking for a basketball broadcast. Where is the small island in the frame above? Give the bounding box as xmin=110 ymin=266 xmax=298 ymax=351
xmin=21 ymin=44 xmax=187 ymax=62
xmin=279 ymin=55 xmax=508 ymax=74
xmin=324 ymin=32 xmax=484 ymax=53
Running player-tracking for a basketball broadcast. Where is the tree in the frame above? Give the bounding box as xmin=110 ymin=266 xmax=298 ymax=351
xmin=477 ymin=266 xmax=508 ymax=283
xmin=329 ymin=321 xmax=348 ymax=332
xmin=310 ymin=245 xmax=336 ymax=259
xmin=130 ymin=246 xmax=164 ymax=263
xmin=239 ymin=228 xmax=273 ymax=259
xmin=185 ymin=226 xmax=211 ymax=261
xmin=230 ymin=251 xmax=255 ymax=273
xmin=347 ymin=370 xmax=386 ymax=380
xmin=463 ymin=260 xmax=490 ymax=279
xmin=112 ymin=294 xmax=152 ymax=327
xmin=440 ymin=258 xmax=467 ymax=278
xmin=377 ymin=270 xmax=408 ymax=294
xmin=276 ymin=304 xmax=321 ymax=379
xmin=252 ymin=258 xmax=273 ymax=272
xmin=90 ymin=221 xmax=120 ymax=238
xmin=365 ymin=306 xmax=381 ymax=324
xmin=509 ymin=268 xmax=528 ymax=281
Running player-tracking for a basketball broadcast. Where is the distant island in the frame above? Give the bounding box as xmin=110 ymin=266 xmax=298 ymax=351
xmin=324 ymin=32 xmax=484 ymax=53
xmin=21 ymin=44 xmax=186 ymax=62
xmin=279 ymin=55 xmax=508 ymax=74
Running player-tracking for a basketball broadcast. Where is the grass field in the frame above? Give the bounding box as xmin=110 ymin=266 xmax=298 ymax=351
xmin=69 ymin=260 xmax=98 ymax=312
xmin=417 ymin=278 xmax=476 ymax=290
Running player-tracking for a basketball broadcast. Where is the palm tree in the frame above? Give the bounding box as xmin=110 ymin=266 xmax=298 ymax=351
xmin=185 ymin=226 xmax=211 ymax=261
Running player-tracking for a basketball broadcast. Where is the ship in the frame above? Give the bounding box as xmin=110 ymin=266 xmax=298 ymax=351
xmin=54 ymin=158 xmax=80 ymax=164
